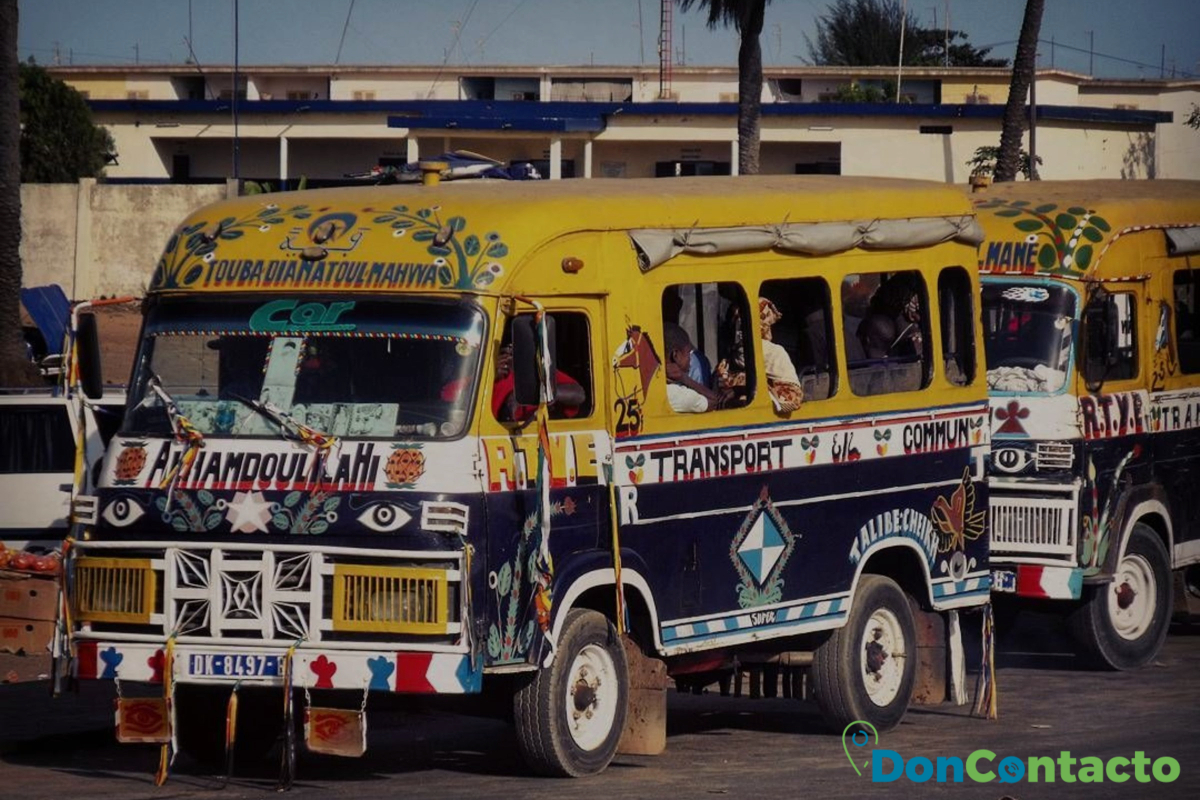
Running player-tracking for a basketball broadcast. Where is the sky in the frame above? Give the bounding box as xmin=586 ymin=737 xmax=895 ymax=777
xmin=16 ymin=0 xmax=1200 ymax=80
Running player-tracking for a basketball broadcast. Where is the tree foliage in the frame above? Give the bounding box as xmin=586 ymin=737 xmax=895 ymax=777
xmin=0 ymin=0 xmax=38 ymax=385
xmin=678 ymin=0 xmax=771 ymax=174
xmin=1187 ymin=104 xmax=1200 ymax=130
xmin=806 ymin=0 xmax=1008 ymax=67
xmin=19 ymin=61 xmax=115 ymax=183
xmin=967 ymin=145 xmax=1041 ymax=179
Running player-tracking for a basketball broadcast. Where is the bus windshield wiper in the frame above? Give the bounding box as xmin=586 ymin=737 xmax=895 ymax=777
xmin=227 ymin=392 xmax=339 ymax=454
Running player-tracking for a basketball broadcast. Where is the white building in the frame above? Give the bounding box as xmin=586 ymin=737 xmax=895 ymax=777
xmin=52 ymin=63 xmax=1200 ymax=184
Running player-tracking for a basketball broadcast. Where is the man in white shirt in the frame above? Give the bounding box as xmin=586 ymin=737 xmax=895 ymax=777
xmin=663 ymin=323 xmax=730 ymax=413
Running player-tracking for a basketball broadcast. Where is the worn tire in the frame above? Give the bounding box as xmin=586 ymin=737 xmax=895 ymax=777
xmin=812 ymin=575 xmax=916 ymax=733
xmin=1069 ymin=523 xmax=1171 ymax=670
xmin=512 ymin=609 xmax=629 ymax=777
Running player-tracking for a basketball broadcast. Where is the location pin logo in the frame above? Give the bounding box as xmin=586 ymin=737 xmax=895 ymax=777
xmin=842 ymin=720 xmax=880 ymax=777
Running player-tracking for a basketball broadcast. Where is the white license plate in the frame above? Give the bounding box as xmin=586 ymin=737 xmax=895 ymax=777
xmin=188 ymin=653 xmax=280 ymax=678
xmin=991 ymin=569 xmax=1017 ymax=593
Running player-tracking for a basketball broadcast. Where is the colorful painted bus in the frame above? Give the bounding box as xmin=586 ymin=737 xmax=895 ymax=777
xmin=975 ymin=180 xmax=1200 ymax=670
xmin=63 ymin=175 xmax=990 ymax=778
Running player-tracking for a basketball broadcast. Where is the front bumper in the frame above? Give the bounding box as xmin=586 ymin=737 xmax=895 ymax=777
xmin=991 ymin=563 xmax=1083 ymax=600
xmin=74 ymin=640 xmax=482 ymax=694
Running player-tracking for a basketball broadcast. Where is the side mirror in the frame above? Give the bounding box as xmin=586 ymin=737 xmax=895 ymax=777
xmin=511 ymin=314 xmax=557 ymax=408
xmin=75 ymin=312 xmax=105 ymax=400
xmin=1081 ymin=299 xmax=1110 ymax=393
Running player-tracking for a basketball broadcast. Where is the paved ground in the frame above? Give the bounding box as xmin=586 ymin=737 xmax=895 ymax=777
xmin=1 ymin=615 xmax=1198 ymax=800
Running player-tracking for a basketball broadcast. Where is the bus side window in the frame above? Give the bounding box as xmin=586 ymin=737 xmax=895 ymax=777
xmin=843 ymin=271 xmax=931 ymax=396
xmin=938 ymin=266 xmax=976 ymax=386
xmin=662 ymin=282 xmax=756 ymax=411
xmin=1175 ymin=270 xmax=1200 ymax=373
xmin=1104 ymin=292 xmax=1138 ymax=382
xmin=760 ymin=277 xmax=836 ymax=402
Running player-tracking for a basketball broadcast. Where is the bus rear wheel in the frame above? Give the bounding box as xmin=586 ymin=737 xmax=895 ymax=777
xmin=512 ymin=609 xmax=628 ymax=777
xmin=1070 ymin=523 xmax=1171 ymax=670
xmin=812 ymin=575 xmax=916 ymax=733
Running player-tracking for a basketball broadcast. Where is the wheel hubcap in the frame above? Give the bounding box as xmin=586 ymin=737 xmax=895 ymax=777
xmin=565 ymin=643 xmax=618 ymax=751
xmin=1108 ymin=553 xmax=1156 ymax=641
xmin=861 ymin=608 xmax=906 ymax=707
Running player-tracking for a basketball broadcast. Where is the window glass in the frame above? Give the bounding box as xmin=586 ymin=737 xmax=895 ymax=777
xmin=123 ymin=297 xmax=483 ymax=440
xmin=1105 ymin=292 xmax=1138 ymax=382
xmin=938 ymin=267 xmax=976 ymax=386
xmin=0 ymin=406 xmax=74 ymax=473
xmin=662 ymin=283 xmax=755 ymax=412
xmin=982 ymin=282 xmax=1076 ymax=393
xmin=760 ymin=278 xmax=836 ymax=404
xmin=493 ymin=311 xmax=593 ymax=422
xmin=1175 ymin=270 xmax=1200 ymax=374
xmin=842 ymin=271 xmax=931 ymax=396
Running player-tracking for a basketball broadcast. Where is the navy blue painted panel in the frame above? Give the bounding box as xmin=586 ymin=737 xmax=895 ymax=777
xmin=83 ymin=99 xmax=1171 ymax=131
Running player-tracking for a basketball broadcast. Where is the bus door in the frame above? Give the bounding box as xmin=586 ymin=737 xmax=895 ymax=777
xmin=477 ymin=298 xmax=610 ymax=666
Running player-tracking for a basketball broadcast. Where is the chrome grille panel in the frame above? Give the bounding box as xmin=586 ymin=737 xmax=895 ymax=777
xmin=990 ymin=495 xmax=1076 ymax=555
xmin=1035 ymin=442 xmax=1075 ymax=471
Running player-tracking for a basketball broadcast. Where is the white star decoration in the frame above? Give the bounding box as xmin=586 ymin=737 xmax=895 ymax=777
xmin=225 ymin=491 xmax=274 ymax=533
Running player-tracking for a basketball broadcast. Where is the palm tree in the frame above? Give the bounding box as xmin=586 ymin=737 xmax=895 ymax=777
xmin=994 ymin=0 xmax=1044 ymax=182
xmin=678 ymin=0 xmax=771 ymax=175
xmin=0 ymin=0 xmax=32 ymax=385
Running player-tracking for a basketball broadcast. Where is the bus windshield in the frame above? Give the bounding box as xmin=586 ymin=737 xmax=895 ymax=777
xmin=123 ymin=297 xmax=485 ymax=440
xmin=982 ymin=283 xmax=1077 ymax=394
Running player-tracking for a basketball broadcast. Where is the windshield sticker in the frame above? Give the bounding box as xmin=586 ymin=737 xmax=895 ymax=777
xmin=975 ymin=198 xmax=1111 ymax=275
xmin=151 ymin=202 xmax=510 ymax=292
xmin=250 ymin=300 xmax=356 ymax=332
xmin=1000 ymin=286 xmax=1050 ymax=303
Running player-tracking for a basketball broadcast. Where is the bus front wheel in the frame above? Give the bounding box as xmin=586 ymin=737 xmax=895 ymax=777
xmin=812 ymin=575 xmax=916 ymax=733
xmin=512 ymin=609 xmax=629 ymax=777
xmin=1070 ymin=523 xmax=1171 ymax=670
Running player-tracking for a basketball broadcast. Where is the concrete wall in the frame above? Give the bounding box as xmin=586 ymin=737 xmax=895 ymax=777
xmin=19 ymin=181 xmax=229 ymax=301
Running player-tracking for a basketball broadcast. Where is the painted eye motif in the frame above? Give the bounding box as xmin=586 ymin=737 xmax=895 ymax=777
xmin=101 ymin=498 xmax=146 ymax=527
xmin=356 ymin=503 xmax=412 ymax=533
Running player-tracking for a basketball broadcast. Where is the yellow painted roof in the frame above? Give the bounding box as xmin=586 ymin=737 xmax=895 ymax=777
xmin=149 ymin=176 xmax=976 ymax=295
xmin=972 ymin=179 xmax=1200 ymax=278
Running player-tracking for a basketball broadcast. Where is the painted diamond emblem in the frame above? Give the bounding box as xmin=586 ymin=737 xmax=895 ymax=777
xmin=730 ymin=488 xmax=799 ymax=609
xmin=737 ymin=511 xmax=786 ymax=585
xmin=221 ymin=572 xmax=262 ymax=619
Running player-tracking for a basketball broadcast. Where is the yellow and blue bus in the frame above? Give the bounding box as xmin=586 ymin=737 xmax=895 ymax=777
xmin=66 ymin=175 xmax=990 ymax=777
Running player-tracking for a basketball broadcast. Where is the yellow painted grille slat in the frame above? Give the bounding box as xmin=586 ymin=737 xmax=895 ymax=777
xmin=74 ymin=557 xmax=156 ymax=623
xmin=332 ymin=565 xmax=447 ymax=634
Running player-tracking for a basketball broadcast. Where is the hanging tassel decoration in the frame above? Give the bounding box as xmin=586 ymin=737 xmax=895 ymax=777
xmin=970 ymin=604 xmax=998 ymax=720
xmin=606 ymin=466 xmax=628 ymax=636
xmin=153 ymin=636 xmax=177 ymax=786
xmin=222 ymin=681 xmax=241 ymax=785
xmin=276 ymin=643 xmax=299 ymax=791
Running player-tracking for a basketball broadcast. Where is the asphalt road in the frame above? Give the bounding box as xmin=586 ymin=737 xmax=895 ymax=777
xmin=2 ymin=615 xmax=1198 ymax=800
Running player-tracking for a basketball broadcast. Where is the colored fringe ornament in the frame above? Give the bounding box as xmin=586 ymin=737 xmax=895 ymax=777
xmin=222 ymin=681 xmax=241 ymax=785
xmin=153 ymin=636 xmax=177 ymax=786
xmin=277 ymin=643 xmax=299 ymax=791
xmin=971 ymin=604 xmax=998 ymax=720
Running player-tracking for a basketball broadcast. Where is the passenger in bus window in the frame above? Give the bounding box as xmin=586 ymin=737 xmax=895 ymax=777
xmin=491 ymin=343 xmax=586 ymax=422
xmin=714 ymin=299 xmax=748 ymax=393
xmin=664 ymin=323 xmax=731 ymax=412
xmin=856 ymin=274 xmax=924 ymax=359
xmin=759 ymin=298 xmax=804 ymax=412
xmin=662 ymin=288 xmax=712 ymax=385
